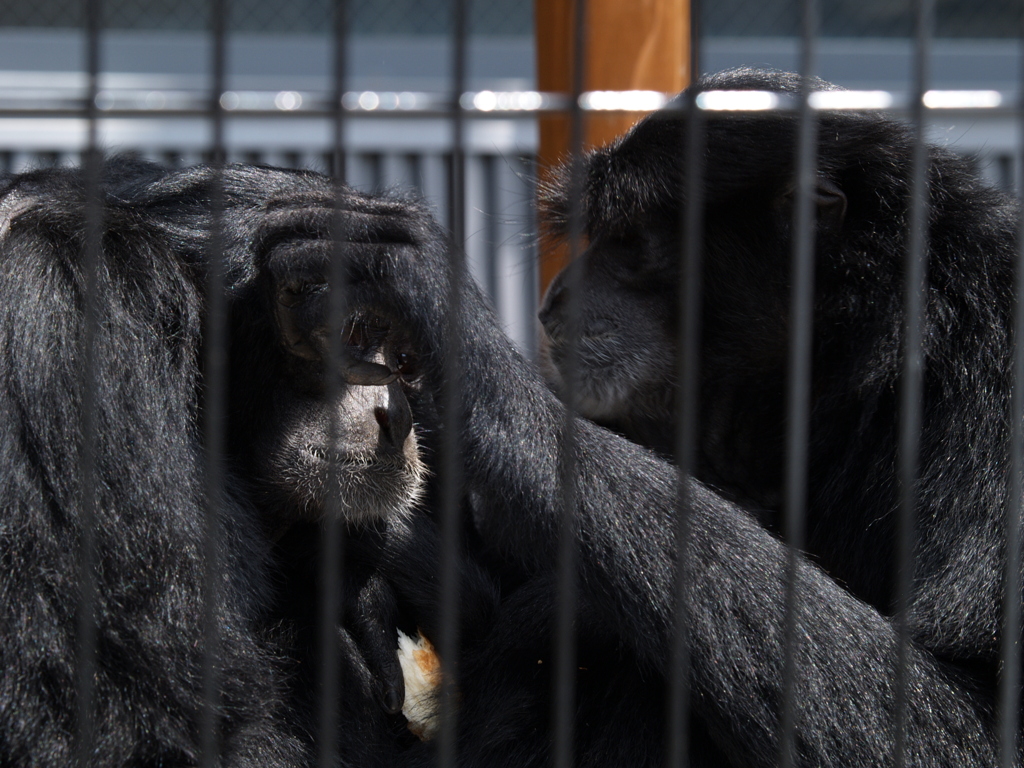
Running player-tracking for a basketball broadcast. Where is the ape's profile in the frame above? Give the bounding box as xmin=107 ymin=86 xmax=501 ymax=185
xmin=0 ymin=161 xmax=427 ymax=766
xmin=538 ymin=66 xmax=1021 ymax=625
xmin=349 ymin=68 xmax=1018 ymax=765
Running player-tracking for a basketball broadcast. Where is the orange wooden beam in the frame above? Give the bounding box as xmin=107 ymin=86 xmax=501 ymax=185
xmin=535 ymin=0 xmax=691 ymax=296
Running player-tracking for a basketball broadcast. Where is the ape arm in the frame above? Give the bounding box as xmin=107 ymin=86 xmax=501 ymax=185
xmin=350 ymin=227 xmax=1000 ymax=765
xmin=462 ymin=285 xmax=996 ymax=764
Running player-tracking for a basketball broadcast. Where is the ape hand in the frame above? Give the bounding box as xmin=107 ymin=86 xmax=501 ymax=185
xmin=346 ymin=571 xmax=406 ymax=715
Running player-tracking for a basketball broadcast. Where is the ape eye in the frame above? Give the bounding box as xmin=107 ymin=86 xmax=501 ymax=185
xmin=396 ymin=351 xmax=419 ymax=381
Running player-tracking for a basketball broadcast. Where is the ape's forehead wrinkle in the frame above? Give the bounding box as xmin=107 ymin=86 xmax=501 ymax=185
xmin=0 ymin=191 xmax=37 ymax=240
xmin=261 ymin=187 xmax=413 ymax=217
xmin=263 ymin=194 xmax=334 ymax=212
xmin=257 ymin=206 xmax=422 ymax=254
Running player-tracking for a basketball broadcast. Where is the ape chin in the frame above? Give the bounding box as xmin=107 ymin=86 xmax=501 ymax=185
xmin=256 ymin=401 xmax=425 ymax=530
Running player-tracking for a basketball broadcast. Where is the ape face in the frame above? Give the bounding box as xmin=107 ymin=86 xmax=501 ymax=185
xmin=536 ymin=88 xmax=852 ymax=467
xmin=538 ymin=228 xmax=678 ymax=427
xmin=254 ymin=308 xmax=426 ymax=529
xmin=226 ymin=195 xmax=427 ymax=534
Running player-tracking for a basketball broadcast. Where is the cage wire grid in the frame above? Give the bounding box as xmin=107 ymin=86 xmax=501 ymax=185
xmin=2 ymin=0 xmax=1022 ymax=765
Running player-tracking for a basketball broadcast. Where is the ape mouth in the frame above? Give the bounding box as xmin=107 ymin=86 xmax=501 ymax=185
xmin=546 ymin=337 xmax=623 ymax=371
xmin=543 ymin=328 xmax=619 ymax=348
xmin=304 ymin=443 xmax=419 ymax=472
xmin=294 ymin=444 xmax=427 ymax=525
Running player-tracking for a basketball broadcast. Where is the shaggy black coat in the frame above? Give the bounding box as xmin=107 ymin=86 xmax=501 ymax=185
xmin=0 ymin=161 xmax=419 ymax=767
xmin=123 ymin=163 xmax=428 ymax=767
xmin=0 ymin=161 xmax=306 ymax=766
xmin=339 ymin=68 xmax=1021 ymax=766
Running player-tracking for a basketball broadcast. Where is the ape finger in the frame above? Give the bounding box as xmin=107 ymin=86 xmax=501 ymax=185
xmin=349 ymin=571 xmax=406 ymax=714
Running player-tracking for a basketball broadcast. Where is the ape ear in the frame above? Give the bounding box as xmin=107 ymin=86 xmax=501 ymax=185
xmin=779 ymin=177 xmax=847 ymax=233
xmin=815 ymin=178 xmax=847 ymax=232
xmin=0 ymin=192 xmax=37 ymax=240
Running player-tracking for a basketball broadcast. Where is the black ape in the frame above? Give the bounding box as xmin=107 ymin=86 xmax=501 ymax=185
xmin=0 ymin=161 xmax=426 ymax=766
xmin=205 ymin=166 xmax=431 ymax=762
xmin=338 ymin=68 xmax=1017 ymax=765
xmin=134 ymin=163 xmax=434 ymax=764
xmin=0 ymin=160 xmax=301 ymax=766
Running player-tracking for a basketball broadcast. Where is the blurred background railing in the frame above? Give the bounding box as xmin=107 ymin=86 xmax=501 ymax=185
xmin=1 ymin=0 xmax=1021 ymax=352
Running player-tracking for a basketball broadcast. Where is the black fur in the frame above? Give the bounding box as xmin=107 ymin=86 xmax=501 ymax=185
xmin=337 ymin=68 xmax=1020 ymax=765
xmin=0 ymin=161 xmax=428 ymax=767
xmin=137 ymin=163 xmax=439 ymax=766
xmin=12 ymin=80 xmax=1018 ymax=767
xmin=0 ymin=160 xmax=306 ymax=766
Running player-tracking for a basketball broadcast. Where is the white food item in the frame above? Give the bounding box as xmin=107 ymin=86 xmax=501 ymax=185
xmin=396 ymin=628 xmax=442 ymax=740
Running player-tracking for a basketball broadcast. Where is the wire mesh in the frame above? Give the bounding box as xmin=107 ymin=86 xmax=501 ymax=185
xmin=2 ymin=0 xmax=531 ymax=34
xmin=2 ymin=1 xmax=1023 ymax=767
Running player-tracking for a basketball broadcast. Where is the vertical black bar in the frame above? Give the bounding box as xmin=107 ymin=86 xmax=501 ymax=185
xmin=667 ymin=92 xmax=704 ymax=768
xmin=447 ymin=1 xmax=467 ymax=241
xmin=200 ymin=0 xmax=228 ymax=762
xmin=779 ymin=2 xmax=817 ymax=766
xmin=688 ymin=0 xmax=700 ymax=88
xmin=998 ymin=19 xmax=1024 ymax=767
xmin=437 ymin=0 xmax=468 ymax=764
xmin=668 ymin=29 xmax=705 ymax=768
xmin=76 ymin=0 xmax=101 ymax=762
xmin=895 ymin=0 xmax=933 ymax=765
xmin=319 ymin=1 xmax=349 ymax=765
xmin=553 ymin=3 xmax=588 ymax=768
xmin=483 ymin=155 xmax=500 ymax=302
xmin=331 ymin=0 xmax=348 ymax=182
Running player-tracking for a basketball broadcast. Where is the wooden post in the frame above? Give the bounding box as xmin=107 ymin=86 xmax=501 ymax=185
xmin=535 ymin=0 xmax=691 ymax=296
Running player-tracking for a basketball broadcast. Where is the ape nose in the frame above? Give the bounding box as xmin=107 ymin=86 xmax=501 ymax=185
xmin=375 ymin=382 xmax=413 ymax=450
xmin=538 ymin=279 xmax=566 ymax=336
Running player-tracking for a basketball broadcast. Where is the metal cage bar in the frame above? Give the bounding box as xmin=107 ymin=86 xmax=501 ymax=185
xmin=894 ymin=1 xmax=934 ymax=765
xmin=436 ymin=0 xmax=469 ymax=763
xmin=317 ymin=1 xmax=351 ymax=765
xmin=200 ymin=0 xmax=229 ymax=762
xmin=75 ymin=0 xmax=102 ymax=761
xmin=779 ymin=0 xmax=819 ymax=764
xmin=551 ymin=1 xmax=588 ymax=767
xmin=668 ymin=9 xmax=708 ymax=768
xmin=668 ymin=83 xmax=704 ymax=768
xmin=1000 ymin=14 xmax=1024 ymax=768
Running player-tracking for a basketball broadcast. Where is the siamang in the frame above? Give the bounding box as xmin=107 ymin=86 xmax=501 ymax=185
xmin=0 ymin=160 xmax=427 ymax=766
xmin=330 ymin=67 xmax=1019 ymax=765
